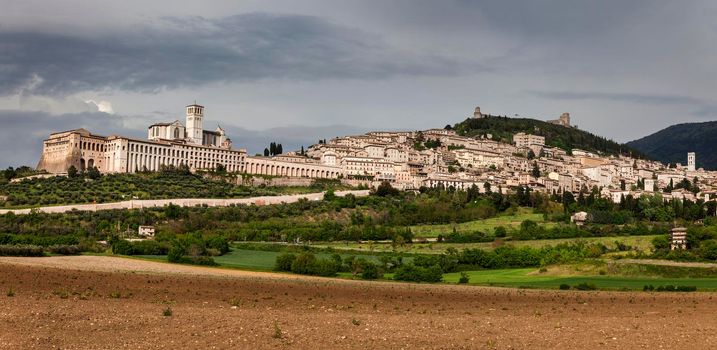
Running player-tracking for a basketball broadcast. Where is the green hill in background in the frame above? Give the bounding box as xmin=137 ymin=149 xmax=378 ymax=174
xmin=452 ymin=115 xmax=645 ymax=158
xmin=626 ymin=121 xmax=717 ymax=170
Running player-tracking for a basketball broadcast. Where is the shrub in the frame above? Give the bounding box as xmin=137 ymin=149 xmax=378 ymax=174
xmin=291 ymin=253 xmax=317 ymax=275
xmin=48 ymin=244 xmax=81 ymax=255
xmin=559 ymin=283 xmax=571 ymax=290
xmin=186 ymin=256 xmax=217 ymax=266
xmin=393 ymin=264 xmax=443 ymax=283
xmin=0 ymin=245 xmax=44 ymax=257
xmin=132 ymin=240 xmax=168 ymax=255
xmin=573 ymin=282 xmax=597 ymax=291
xmin=167 ymin=242 xmax=185 ymax=263
xmin=163 ymin=307 xmax=172 ymax=317
xmin=311 ymin=258 xmax=339 ymax=277
xmin=360 ymin=262 xmax=382 ymax=280
xmin=111 ymin=239 xmax=134 ymax=255
xmin=653 ymin=285 xmax=697 ymax=292
xmin=274 ymin=253 xmax=297 ymax=272
xmin=205 ymin=236 xmax=230 ymax=255
xmin=458 ymin=271 xmax=470 ymax=284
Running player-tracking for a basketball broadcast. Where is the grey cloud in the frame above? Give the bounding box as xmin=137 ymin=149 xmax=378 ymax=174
xmin=0 ymin=13 xmax=483 ymax=96
xmin=527 ymin=90 xmax=705 ymax=106
xmin=224 ymin=124 xmax=370 ymax=156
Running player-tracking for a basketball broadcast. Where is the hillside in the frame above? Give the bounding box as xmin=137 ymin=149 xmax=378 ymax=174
xmin=453 ymin=115 xmax=645 ymax=157
xmin=626 ymin=121 xmax=717 ymax=170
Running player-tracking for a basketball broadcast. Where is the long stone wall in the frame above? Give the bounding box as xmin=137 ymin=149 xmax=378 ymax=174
xmin=0 ymin=190 xmax=370 ymax=215
xmin=244 ymin=157 xmax=343 ymax=179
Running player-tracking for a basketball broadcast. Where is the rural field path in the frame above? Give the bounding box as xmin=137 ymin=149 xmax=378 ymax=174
xmin=2 ymin=255 xmax=717 ymax=349
xmin=614 ymin=258 xmax=717 ymax=268
xmin=0 ymin=189 xmax=369 ymax=215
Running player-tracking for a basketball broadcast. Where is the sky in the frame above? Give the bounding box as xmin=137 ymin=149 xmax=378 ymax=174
xmin=1 ymin=0 xmax=716 ymax=167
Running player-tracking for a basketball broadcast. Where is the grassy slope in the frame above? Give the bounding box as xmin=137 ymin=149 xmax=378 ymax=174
xmin=319 ymin=235 xmax=658 ymax=254
xmin=410 ymin=208 xmax=551 ymax=237
xmin=134 ymin=247 xmax=717 ymax=291
xmin=139 ymin=249 xmax=393 ymax=271
xmin=443 ymin=268 xmax=717 ymax=290
xmin=0 ymin=172 xmax=348 ymax=208
xmin=453 ymin=115 xmax=644 ymax=157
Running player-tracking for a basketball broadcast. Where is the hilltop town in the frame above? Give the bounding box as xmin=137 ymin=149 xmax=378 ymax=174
xmin=34 ymin=104 xmax=717 ymax=205
xmin=308 ymin=107 xmax=715 ymax=203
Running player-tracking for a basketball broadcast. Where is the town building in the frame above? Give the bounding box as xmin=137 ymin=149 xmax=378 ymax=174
xmin=670 ymin=227 xmax=688 ymax=250
xmin=36 ymin=103 xmax=717 ymax=204
xmin=138 ymin=226 xmax=156 ymax=238
xmin=37 ymin=103 xmax=341 ymax=179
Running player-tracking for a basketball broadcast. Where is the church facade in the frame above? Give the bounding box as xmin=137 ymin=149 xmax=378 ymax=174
xmin=36 ymin=104 xmax=342 ymax=179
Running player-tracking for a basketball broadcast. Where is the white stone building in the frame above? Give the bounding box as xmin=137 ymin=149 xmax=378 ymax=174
xmin=37 ymin=103 xmax=342 ymax=179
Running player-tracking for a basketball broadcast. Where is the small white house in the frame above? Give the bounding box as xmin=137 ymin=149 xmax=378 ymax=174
xmin=570 ymin=211 xmax=590 ymax=226
xmin=138 ymin=225 xmax=156 ymax=238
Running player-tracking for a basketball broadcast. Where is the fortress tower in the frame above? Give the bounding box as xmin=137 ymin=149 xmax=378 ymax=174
xmin=548 ymin=112 xmax=571 ymax=127
xmin=186 ymin=103 xmax=204 ymax=144
xmin=559 ymin=112 xmax=570 ymax=126
xmin=473 ymin=106 xmax=483 ymax=119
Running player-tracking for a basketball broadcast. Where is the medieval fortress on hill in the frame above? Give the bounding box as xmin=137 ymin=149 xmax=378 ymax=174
xmin=37 ymin=104 xmax=717 ymax=203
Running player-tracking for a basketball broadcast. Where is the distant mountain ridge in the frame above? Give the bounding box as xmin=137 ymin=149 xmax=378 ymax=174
xmin=453 ymin=115 xmax=645 ymax=158
xmin=626 ymin=121 xmax=717 ymax=170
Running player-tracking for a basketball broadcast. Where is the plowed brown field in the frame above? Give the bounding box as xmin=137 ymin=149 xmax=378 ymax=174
xmin=0 ymin=256 xmax=715 ymax=349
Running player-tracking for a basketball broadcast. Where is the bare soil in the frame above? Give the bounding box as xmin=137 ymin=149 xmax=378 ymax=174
xmin=1 ymin=256 xmax=716 ymax=349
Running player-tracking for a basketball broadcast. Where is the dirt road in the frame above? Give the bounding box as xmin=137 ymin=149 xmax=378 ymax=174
xmin=1 ymin=256 xmax=716 ymax=349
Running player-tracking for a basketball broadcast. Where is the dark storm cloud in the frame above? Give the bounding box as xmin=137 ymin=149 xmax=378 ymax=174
xmin=0 ymin=13 xmax=482 ymax=96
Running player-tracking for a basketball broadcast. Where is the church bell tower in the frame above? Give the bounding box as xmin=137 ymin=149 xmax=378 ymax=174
xmin=186 ymin=103 xmax=204 ymax=144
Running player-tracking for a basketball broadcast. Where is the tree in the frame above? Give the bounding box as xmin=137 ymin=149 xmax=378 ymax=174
xmin=527 ymin=149 xmax=536 ymax=160
xmin=264 ymin=148 xmax=270 ymax=157
xmin=531 ymin=162 xmax=540 ymax=178
xmin=494 ymin=226 xmax=507 ymax=238
xmin=3 ymin=167 xmax=16 ymax=181
xmin=323 ymin=189 xmax=336 ymax=201
xmin=374 ymin=181 xmax=399 ymax=197
xmin=87 ymin=166 xmax=101 ymax=180
xmin=67 ymin=165 xmax=78 ymax=178
xmin=300 ymin=146 xmax=305 ymax=155
xmin=276 ymin=143 xmax=283 ymax=155
xmin=665 ymin=179 xmax=674 ymax=193
xmin=444 ymin=124 xmax=453 ymax=130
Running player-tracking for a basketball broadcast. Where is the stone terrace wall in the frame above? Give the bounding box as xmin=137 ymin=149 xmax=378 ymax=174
xmin=0 ymin=190 xmax=370 ymax=215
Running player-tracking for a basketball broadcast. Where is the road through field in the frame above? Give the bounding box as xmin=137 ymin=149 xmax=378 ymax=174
xmin=0 ymin=189 xmax=369 ymax=215
xmin=1 ymin=256 xmax=717 ymax=349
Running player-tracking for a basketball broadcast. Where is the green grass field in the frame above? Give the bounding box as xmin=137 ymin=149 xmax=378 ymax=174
xmin=139 ymin=248 xmax=396 ymax=271
xmin=443 ymin=268 xmax=717 ymax=290
xmin=319 ymin=235 xmax=659 ymax=254
xmin=409 ymin=207 xmax=554 ymax=238
xmin=134 ymin=249 xmax=717 ymax=291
